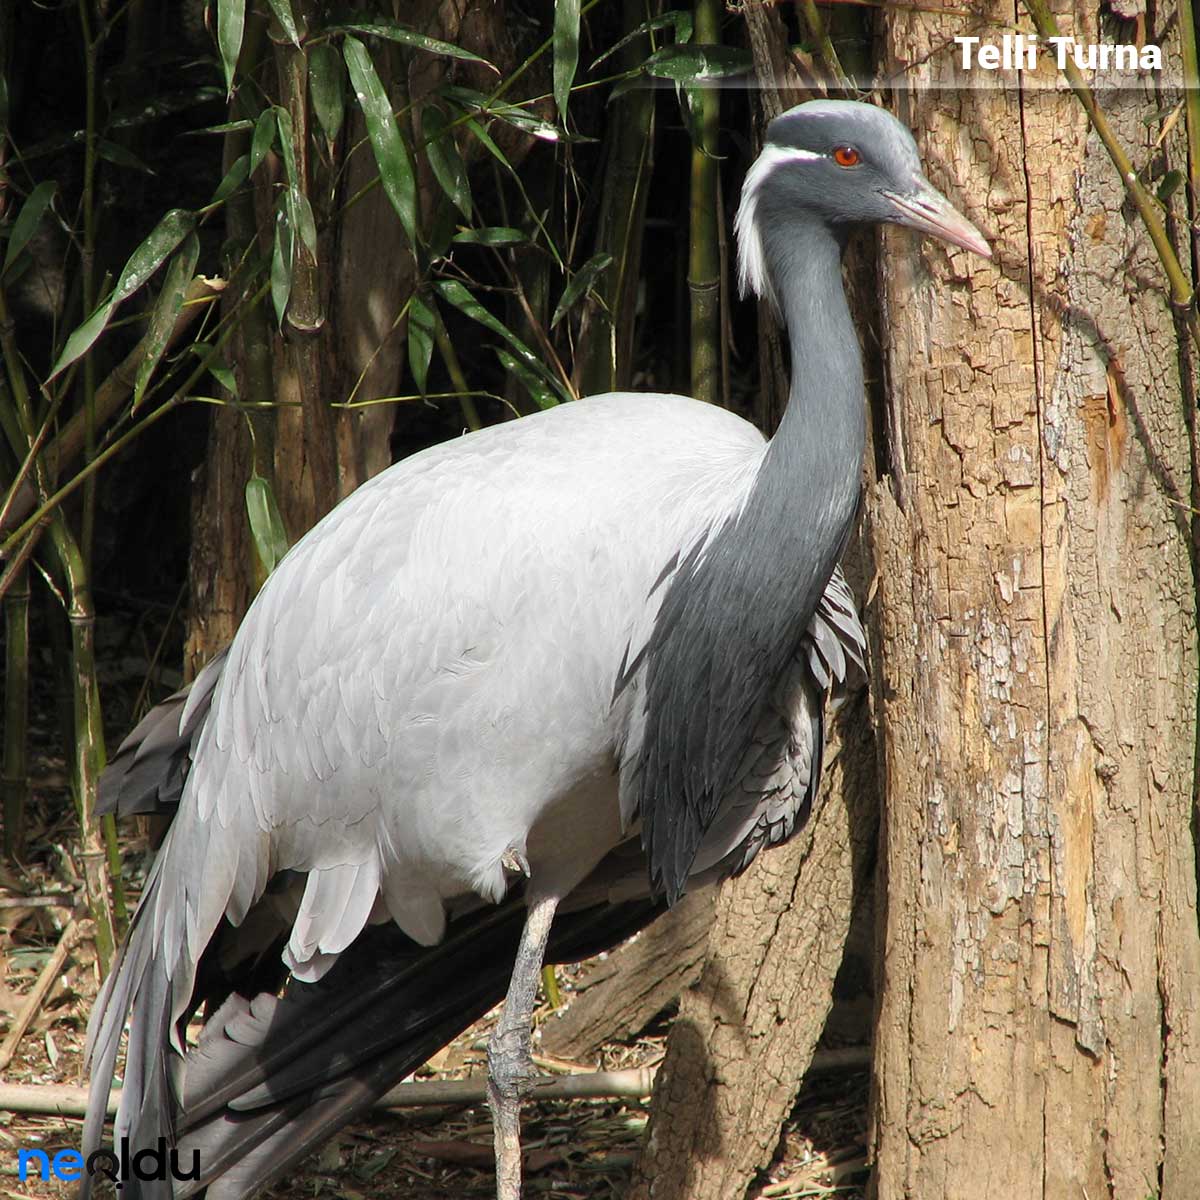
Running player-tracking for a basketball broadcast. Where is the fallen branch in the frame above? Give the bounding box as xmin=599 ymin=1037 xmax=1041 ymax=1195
xmin=0 ymin=893 xmax=80 ymax=910
xmin=0 ymin=1047 xmax=871 ymax=1118
xmin=0 ymin=917 xmax=82 ymax=1072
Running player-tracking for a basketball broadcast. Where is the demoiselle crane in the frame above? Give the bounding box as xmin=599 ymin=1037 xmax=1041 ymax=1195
xmin=81 ymin=99 xmax=989 ymax=1199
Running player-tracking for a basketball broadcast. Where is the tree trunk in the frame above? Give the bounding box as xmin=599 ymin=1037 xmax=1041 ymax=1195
xmin=630 ymin=696 xmax=878 ymax=1200
xmin=867 ymin=5 xmax=1200 ymax=1197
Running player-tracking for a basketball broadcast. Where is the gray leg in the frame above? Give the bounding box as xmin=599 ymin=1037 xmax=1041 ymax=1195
xmin=488 ymin=890 xmax=559 ymax=1200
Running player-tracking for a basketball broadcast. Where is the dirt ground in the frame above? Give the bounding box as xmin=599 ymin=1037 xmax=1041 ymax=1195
xmin=1 ymin=849 xmax=869 ymax=1200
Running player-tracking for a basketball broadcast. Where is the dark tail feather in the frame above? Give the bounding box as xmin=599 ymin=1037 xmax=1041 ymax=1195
xmin=164 ymin=896 xmax=660 ymax=1199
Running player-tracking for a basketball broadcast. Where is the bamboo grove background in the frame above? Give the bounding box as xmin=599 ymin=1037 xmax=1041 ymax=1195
xmin=2 ymin=0 xmax=1199 ymax=1196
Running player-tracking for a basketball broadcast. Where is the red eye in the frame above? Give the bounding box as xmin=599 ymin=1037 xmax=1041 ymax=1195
xmin=833 ymin=146 xmax=861 ymax=167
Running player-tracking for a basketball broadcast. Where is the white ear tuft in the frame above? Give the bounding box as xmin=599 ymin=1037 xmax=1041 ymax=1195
xmin=734 ymin=145 xmax=822 ymax=305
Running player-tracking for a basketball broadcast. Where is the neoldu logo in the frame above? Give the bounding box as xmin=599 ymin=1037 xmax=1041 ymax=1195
xmin=17 ymin=1138 xmax=200 ymax=1189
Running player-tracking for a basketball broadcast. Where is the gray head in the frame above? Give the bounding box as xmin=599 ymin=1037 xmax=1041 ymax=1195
xmin=736 ymin=100 xmax=990 ymax=300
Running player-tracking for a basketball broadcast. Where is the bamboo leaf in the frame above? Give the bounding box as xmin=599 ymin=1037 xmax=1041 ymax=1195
xmin=435 ymin=279 xmax=570 ymax=404
xmin=133 ymin=233 xmax=199 ymax=410
xmin=96 ymin=139 xmax=156 ymax=174
xmin=642 ymin=43 xmax=752 ymax=81
xmin=217 ymin=0 xmax=247 ymax=94
xmin=109 ymin=86 xmax=225 ymax=129
xmin=250 ymin=108 xmax=277 ymax=176
xmin=271 ymin=201 xmax=295 ymax=327
xmin=494 ymin=348 xmax=558 ymax=410
xmin=3 ymin=181 xmax=57 ymax=278
xmin=328 ymin=20 xmax=495 ymax=67
xmin=209 ymin=363 xmax=238 ymax=396
xmin=451 ymin=227 xmax=527 ymax=246
xmin=422 ymin=105 xmax=471 ymax=219
xmin=309 ymin=43 xmax=346 ymax=144
xmin=460 ymin=114 xmax=513 ymax=169
xmin=47 ymin=301 xmax=115 ymax=381
xmin=47 ymin=209 xmax=196 ymax=379
xmin=112 ymin=210 xmax=196 ymax=304
xmin=245 ymin=473 xmax=290 ymax=576
xmin=210 ymin=153 xmax=250 ymax=205
xmin=553 ymin=0 xmax=581 ymax=123
xmin=442 ymin=85 xmax=561 ymax=143
xmin=592 ymin=11 xmax=693 ymax=69
xmin=273 ymin=107 xmax=298 ymax=192
xmin=551 ymin=252 xmax=612 ymax=327
xmin=1158 ymin=169 xmax=1184 ymax=202
xmin=264 ymin=0 xmax=302 ymax=46
xmin=294 ymin=191 xmax=318 ymax=257
xmin=408 ymin=295 xmax=436 ymax=394
xmin=343 ymin=36 xmax=417 ymax=244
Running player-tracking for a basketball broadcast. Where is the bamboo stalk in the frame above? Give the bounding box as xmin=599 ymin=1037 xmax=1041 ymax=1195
xmin=575 ymin=0 xmax=655 ymax=397
xmin=688 ymin=0 xmax=722 ymax=406
xmin=1176 ymin=0 xmax=1200 ymax=270
xmin=798 ymin=0 xmax=854 ymax=91
xmin=1 ymin=562 xmax=30 ymax=859
xmin=1023 ymin=0 xmax=1199 ymax=348
xmin=433 ymin=311 xmax=483 ymax=431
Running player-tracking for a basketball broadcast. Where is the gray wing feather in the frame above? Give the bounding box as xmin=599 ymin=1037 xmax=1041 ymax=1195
xmin=97 ymin=648 xmax=229 ymax=818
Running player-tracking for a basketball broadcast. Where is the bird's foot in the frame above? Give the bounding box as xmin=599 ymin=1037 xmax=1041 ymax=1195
xmin=487 ymin=1021 xmax=539 ymax=1199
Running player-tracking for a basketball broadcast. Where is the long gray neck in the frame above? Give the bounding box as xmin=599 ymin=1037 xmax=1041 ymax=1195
xmin=630 ymin=213 xmax=868 ymax=904
xmin=761 ymin=215 xmax=865 ymax=536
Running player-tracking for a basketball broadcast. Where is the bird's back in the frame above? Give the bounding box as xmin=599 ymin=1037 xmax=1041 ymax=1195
xmin=167 ymin=392 xmax=767 ymax=979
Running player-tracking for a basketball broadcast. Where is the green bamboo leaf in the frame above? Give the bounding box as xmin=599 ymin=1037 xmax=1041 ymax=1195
xmin=271 ymin=200 xmax=294 ymax=327
xmin=422 ymin=105 xmax=471 ymax=219
xmin=460 ymin=114 xmax=512 ymax=169
xmin=3 ymin=181 xmax=57 ymax=278
xmin=217 ymin=0 xmax=247 ymax=94
xmin=1158 ymin=169 xmax=1184 ymax=203
xmin=293 ymin=191 xmax=318 ymax=257
xmin=553 ymin=0 xmax=581 ymax=123
xmin=133 ymin=232 xmax=199 ymax=410
xmin=109 ymin=86 xmax=225 ymax=130
xmin=250 ymin=108 xmax=277 ymax=176
xmin=308 ymin=43 xmax=346 ymax=144
xmin=494 ymin=348 xmax=558 ymax=410
xmin=187 ymin=119 xmax=256 ymax=136
xmin=551 ymin=252 xmax=612 ymax=327
xmin=210 ymin=153 xmax=249 ymax=205
xmin=442 ymin=85 xmax=561 ymax=142
xmin=435 ymin=279 xmax=570 ymax=404
xmin=642 ymin=43 xmax=752 ymax=82
xmin=343 ymin=36 xmax=417 ymax=244
xmin=113 ymin=210 xmax=196 ymax=303
xmin=245 ymin=473 xmax=290 ymax=576
xmin=408 ymin=295 xmax=436 ymax=394
xmin=451 ymin=226 xmax=527 ymax=246
xmin=592 ymin=11 xmax=693 ymax=69
xmin=47 ymin=301 xmax=115 ymax=382
xmin=97 ymin=139 xmax=156 ymax=174
xmin=264 ymin=0 xmax=301 ymax=46
xmin=47 ymin=208 xmax=196 ymax=379
xmin=328 ymin=20 xmax=495 ymax=68
xmin=209 ymin=362 xmax=238 ymax=396
xmin=273 ymin=107 xmax=298 ymax=191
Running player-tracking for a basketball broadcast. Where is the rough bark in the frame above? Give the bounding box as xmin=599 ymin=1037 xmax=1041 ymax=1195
xmin=867 ymin=5 xmax=1200 ymax=1197
xmin=629 ymin=697 xmax=878 ymax=1200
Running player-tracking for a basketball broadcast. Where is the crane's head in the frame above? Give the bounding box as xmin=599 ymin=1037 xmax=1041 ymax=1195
xmin=736 ymin=100 xmax=991 ymax=301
